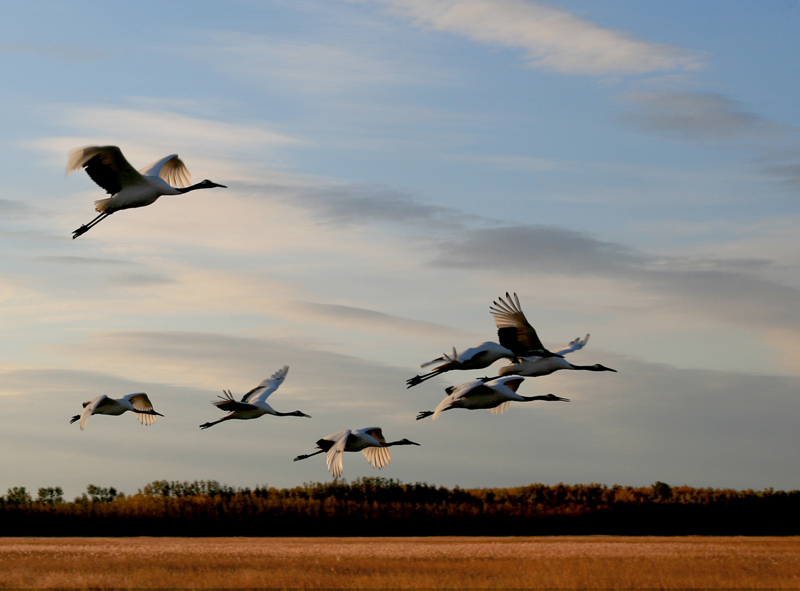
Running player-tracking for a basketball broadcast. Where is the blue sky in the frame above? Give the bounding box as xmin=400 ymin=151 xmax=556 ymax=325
xmin=1 ymin=0 xmax=799 ymax=498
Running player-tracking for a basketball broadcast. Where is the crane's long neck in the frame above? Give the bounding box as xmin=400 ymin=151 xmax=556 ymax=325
xmin=274 ymin=410 xmax=311 ymax=418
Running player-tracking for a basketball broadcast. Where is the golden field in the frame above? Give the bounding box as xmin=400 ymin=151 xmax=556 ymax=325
xmin=1 ymin=536 xmax=798 ymax=588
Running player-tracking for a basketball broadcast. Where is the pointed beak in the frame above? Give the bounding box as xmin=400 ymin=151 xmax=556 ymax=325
xmin=408 ymin=440 xmax=421 ymax=446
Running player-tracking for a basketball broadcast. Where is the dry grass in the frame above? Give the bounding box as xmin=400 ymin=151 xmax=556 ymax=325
xmin=0 ymin=536 xmax=798 ymax=588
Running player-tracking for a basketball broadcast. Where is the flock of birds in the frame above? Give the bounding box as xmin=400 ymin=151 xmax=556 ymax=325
xmin=66 ymin=146 xmax=617 ymax=478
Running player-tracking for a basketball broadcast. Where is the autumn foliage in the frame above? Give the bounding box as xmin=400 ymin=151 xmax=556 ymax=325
xmin=2 ymin=478 xmax=797 ymax=536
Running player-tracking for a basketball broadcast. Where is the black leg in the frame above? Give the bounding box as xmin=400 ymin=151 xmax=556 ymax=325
xmin=72 ymin=212 xmax=110 ymax=239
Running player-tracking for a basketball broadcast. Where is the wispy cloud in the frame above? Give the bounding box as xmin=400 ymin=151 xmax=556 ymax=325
xmin=620 ymin=92 xmax=794 ymax=144
xmin=619 ymin=91 xmax=800 ymax=190
xmin=0 ymin=42 xmax=101 ymax=62
xmin=290 ymin=301 xmax=461 ymax=338
xmin=360 ymin=0 xmax=702 ymax=75
xmin=186 ymin=30 xmax=440 ymax=94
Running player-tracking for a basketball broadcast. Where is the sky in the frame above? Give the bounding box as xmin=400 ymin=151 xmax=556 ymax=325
xmin=1 ymin=0 xmax=799 ymax=499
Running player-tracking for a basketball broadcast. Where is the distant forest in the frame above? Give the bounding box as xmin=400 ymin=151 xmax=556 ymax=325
xmin=2 ymin=479 xmax=798 ymax=536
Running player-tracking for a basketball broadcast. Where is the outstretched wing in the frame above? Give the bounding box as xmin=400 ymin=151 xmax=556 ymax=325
xmin=67 ymin=146 xmax=142 ymax=195
xmin=242 ymin=366 xmax=290 ymax=404
xmin=490 ymin=292 xmax=546 ymax=356
xmin=213 ymin=390 xmax=258 ymax=413
xmin=138 ymin=154 xmax=191 ymax=188
xmin=124 ymin=393 xmax=159 ymax=426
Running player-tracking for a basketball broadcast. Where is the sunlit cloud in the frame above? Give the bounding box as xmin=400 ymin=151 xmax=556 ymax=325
xmin=359 ymin=0 xmax=702 ymax=75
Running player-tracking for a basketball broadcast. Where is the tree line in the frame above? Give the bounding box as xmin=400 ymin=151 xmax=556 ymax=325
xmin=2 ymin=478 xmax=797 ymax=536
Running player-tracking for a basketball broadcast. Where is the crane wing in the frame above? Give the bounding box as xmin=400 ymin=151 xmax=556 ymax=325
xmin=67 ymin=146 xmax=143 ymax=195
xmin=242 ymin=366 xmax=290 ymax=404
xmin=362 ymin=446 xmax=392 ymax=470
xmin=138 ymin=154 xmax=191 ymax=188
xmin=323 ymin=430 xmax=350 ymax=478
xmin=78 ymin=395 xmax=108 ymax=430
xmin=490 ymin=292 xmax=546 ymax=355
xmin=124 ymin=393 xmax=159 ymax=426
xmin=212 ymin=390 xmax=258 ymax=413
xmin=489 ymin=401 xmax=512 ymax=415
xmin=553 ymin=334 xmax=590 ymax=356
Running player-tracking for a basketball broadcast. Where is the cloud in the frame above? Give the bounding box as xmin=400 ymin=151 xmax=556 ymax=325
xmin=0 ymin=42 xmax=101 ymax=62
xmin=0 ymin=199 xmax=37 ymax=219
xmin=286 ymin=183 xmax=476 ymax=229
xmin=291 ymin=301 xmax=460 ymax=338
xmin=431 ymin=224 xmax=649 ymax=275
xmin=361 ymin=0 xmax=702 ymax=75
xmin=620 ymin=92 xmax=795 ymax=144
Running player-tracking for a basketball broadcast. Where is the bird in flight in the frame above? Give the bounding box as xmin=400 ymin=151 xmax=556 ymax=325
xmin=407 ymin=292 xmax=597 ymax=387
xmin=70 ymin=393 xmax=164 ymax=430
xmin=416 ymin=376 xmax=569 ymax=420
xmin=67 ymin=145 xmax=226 ymax=238
xmin=293 ymin=427 xmax=420 ymax=477
xmin=199 ymin=366 xmax=310 ymax=429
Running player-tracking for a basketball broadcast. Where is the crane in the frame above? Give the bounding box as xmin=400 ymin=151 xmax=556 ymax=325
xmin=67 ymin=145 xmax=226 ymax=238
xmin=293 ymin=427 xmax=419 ymax=477
xmin=70 ymin=393 xmax=163 ymax=430
xmin=416 ymin=376 xmax=569 ymax=420
xmin=199 ymin=366 xmax=310 ymax=429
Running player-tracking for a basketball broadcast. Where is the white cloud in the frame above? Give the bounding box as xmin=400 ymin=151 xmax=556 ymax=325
xmin=361 ymin=0 xmax=702 ymax=75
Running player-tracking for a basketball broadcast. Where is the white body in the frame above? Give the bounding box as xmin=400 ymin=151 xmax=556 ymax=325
xmin=67 ymin=147 xmax=191 ymax=213
xmin=319 ymin=427 xmax=394 ymax=478
xmin=422 ymin=341 xmax=515 ymax=371
xmin=432 ymin=377 xmax=526 ymax=420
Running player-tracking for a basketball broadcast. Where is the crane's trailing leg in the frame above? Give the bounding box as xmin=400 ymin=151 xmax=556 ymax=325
xmin=72 ymin=212 xmax=110 ymax=239
xmin=293 ymin=449 xmax=325 ymax=462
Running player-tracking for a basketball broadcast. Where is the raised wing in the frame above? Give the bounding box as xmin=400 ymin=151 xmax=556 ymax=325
xmin=125 ymin=393 xmax=159 ymax=426
xmin=67 ymin=146 xmax=142 ymax=195
xmin=212 ymin=390 xmax=258 ymax=413
xmin=242 ymin=366 xmax=290 ymax=404
xmin=444 ymin=379 xmax=485 ymax=397
xmin=138 ymin=154 xmax=191 ymax=188
xmin=553 ymin=334 xmax=590 ymax=356
xmin=490 ymin=292 xmax=546 ymax=356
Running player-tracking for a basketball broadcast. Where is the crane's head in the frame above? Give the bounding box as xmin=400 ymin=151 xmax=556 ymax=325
xmin=199 ymin=180 xmax=227 ymax=189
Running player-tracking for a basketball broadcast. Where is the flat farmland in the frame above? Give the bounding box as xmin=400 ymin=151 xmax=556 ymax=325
xmin=1 ymin=536 xmax=798 ymax=588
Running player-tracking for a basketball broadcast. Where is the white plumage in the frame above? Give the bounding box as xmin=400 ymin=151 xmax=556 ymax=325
xmin=70 ymin=393 xmax=163 ymax=431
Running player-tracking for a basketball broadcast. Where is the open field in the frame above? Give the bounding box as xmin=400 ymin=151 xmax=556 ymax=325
xmin=1 ymin=536 xmax=798 ymax=588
